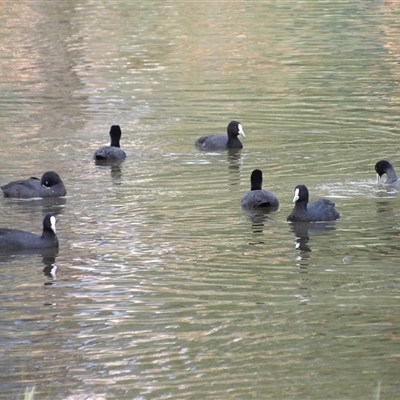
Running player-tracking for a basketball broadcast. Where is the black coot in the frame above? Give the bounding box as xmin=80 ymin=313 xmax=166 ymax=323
xmin=0 ymin=214 xmax=58 ymax=250
xmin=195 ymin=121 xmax=245 ymax=150
xmin=287 ymin=185 xmax=340 ymax=222
xmin=94 ymin=125 xmax=126 ymax=162
xmin=1 ymin=171 xmax=66 ymax=198
xmin=241 ymin=169 xmax=279 ymax=209
xmin=375 ymin=160 xmax=400 ymax=187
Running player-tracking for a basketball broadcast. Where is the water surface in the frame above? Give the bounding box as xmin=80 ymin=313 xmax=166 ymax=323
xmin=0 ymin=1 xmax=399 ymax=399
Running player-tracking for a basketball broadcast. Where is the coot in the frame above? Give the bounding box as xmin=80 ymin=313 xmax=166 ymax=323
xmin=94 ymin=125 xmax=126 ymax=162
xmin=195 ymin=121 xmax=245 ymax=150
xmin=1 ymin=171 xmax=66 ymax=198
xmin=0 ymin=214 xmax=58 ymax=250
xmin=241 ymin=169 xmax=279 ymax=209
xmin=287 ymin=185 xmax=340 ymax=222
xmin=375 ymin=160 xmax=400 ymax=188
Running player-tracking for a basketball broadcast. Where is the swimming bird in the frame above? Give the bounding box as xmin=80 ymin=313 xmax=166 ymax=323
xmin=287 ymin=185 xmax=340 ymax=222
xmin=375 ymin=160 xmax=400 ymax=188
xmin=195 ymin=120 xmax=245 ymax=150
xmin=1 ymin=171 xmax=66 ymax=198
xmin=0 ymin=214 xmax=58 ymax=250
xmin=241 ymin=169 xmax=279 ymax=209
xmin=93 ymin=125 xmax=126 ymax=162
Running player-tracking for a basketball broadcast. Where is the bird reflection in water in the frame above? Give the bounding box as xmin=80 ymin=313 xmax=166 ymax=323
xmin=110 ymin=163 xmax=123 ymax=182
xmin=290 ymin=222 xmax=337 ymax=266
xmin=227 ymin=148 xmax=243 ymax=187
xmin=3 ymin=196 xmax=67 ymax=217
xmin=41 ymin=248 xmax=59 ymax=283
xmin=0 ymin=247 xmax=59 ymax=283
xmin=244 ymin=209 xmax=279 ymax=244
xmin=95 ymin=160 xmax=124 ymax=185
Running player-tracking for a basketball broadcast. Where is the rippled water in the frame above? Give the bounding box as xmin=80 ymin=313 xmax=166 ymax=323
xmin=0 ymin=1 xmax=399 ymax=399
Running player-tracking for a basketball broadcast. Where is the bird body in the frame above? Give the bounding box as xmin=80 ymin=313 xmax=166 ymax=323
xmin=287 ymin=185 xmax=339 ymax=222
xmin=241 ymin=169 xmax=279 ymax=209
xmin=1 ymin=171 xmax=66 ymax=198
xmin=0 ymin=214 xmax=58 ymax=250
xmin=375 ymin=160 xmax=400 ymax=187
xmin=195 ymin=121 xmax=245 ymax=150
xmin=94 ymin=125 xmax=126 ymax=162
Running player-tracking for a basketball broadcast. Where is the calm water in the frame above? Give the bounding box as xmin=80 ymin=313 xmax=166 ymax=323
xmin=0 ymin=1 xmax=399 ymax=399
